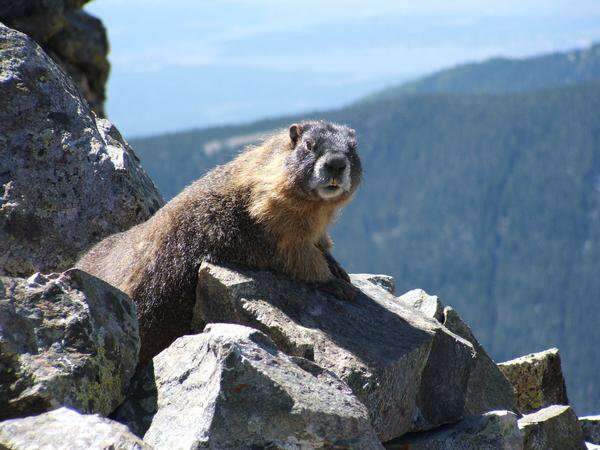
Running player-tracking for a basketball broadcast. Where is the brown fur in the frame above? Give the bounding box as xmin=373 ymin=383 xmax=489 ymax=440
xmin=77 ymin=121 xmax=360 ymax=365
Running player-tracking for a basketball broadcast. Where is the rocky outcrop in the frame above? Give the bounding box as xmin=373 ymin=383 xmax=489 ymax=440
xmin=0 ymin=1 xmax=109 ymax=115
xmin=385 ymin=410 xmax=524 ymax=450
xmin=144 ymin=323 xmax=383 ymax=450
xmin=0 ymin=269 xmax=139 ymax=419
xmin=0 ymin=407 xmax=151 ymax=450
xmin=518 ymin=405 xmax=585 ymax=449
xmin=0 ymin=24 xmax=163 ymax=277
xmin=498 ymin=348 xmax=569 ymax=414
xmin=580 ymin=416 xmax=600 ymax=445
xmin=193 ymin=262 xmax=518 ymax=441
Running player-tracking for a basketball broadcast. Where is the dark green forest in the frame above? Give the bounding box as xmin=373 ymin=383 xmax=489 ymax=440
xmin=131 ymin=44 xmax=600 ymax=415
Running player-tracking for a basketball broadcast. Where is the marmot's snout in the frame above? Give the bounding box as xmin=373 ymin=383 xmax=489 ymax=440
xmin=323 ymin=154 xmax=347 ymax=179
xmin=314 ymin=151 xmax=352 ymax=199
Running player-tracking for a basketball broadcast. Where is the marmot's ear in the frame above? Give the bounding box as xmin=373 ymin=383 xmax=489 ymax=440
xmin=289 ymin=124 xmax=303 ymax=145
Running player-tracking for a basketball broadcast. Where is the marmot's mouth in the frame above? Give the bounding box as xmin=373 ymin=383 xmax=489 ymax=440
xmin=317 ymin=184 xmax=343 ymax=199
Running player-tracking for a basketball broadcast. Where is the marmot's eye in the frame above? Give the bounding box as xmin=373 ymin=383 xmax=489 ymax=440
xmin=348 ymin=140 xmax=357 ymax=150
xmin=306 ymin=140 xmax=313 ymax=151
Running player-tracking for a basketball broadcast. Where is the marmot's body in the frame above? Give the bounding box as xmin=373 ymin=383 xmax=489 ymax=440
xmin=77 ymin=121 xmax=362 ymax=364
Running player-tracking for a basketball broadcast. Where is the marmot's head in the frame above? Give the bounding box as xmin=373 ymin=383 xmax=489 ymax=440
xmin=284 ymin=120 xmax=362 ymax=202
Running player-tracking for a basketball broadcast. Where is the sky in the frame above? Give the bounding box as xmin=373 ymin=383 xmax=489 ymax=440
xmin=87 ymin=0 xmax=600 ymax=137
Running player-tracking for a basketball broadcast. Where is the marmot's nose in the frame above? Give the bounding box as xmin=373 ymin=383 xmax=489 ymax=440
xmin=324 ymin=156 xmax=347 ymax=178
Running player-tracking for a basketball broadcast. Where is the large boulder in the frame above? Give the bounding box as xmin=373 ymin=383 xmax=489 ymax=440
xmin=144 ymin=323 xmax=383 ymax=450
xmin=0 ymin=24 xmax=163 ymax=277
xmin=0 ymin=1 xmax=109 ymax=115
xmin=580 ymin=416 xmax=600 ymax=445
xmin=0 ymin=407 xmax=151 ymax=450
xmin=498 ymin=348 xmax=569 ymax=414
xmin=518 ymin=405 xmax=585 ymax=449
xmin=0 ymin=269 xmax=139 ymax=419
xmin=385 ymin=410 xmax=524 ymax=450
xmin=193 ymin=262 xmax=519 ymax=441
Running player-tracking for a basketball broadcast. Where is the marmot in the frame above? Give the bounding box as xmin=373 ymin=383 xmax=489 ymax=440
xmin=77 ymin=120 xmax=362 ymax=365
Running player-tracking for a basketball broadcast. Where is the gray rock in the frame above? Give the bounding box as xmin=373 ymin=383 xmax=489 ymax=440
xmin=396 ymin=292 xmax=517 ymax=416
xmin=498 ymin=348 xmax=569 ymax=414
xmin=442 ymin=306 xmax=517 ymax=416
xmin=350 ymin=273 xmax=396 ymax=294
xmin=0 ymin=1 xmax=108 ymax=115
xmin=193 ymin=261 xmax=486 ymax=441
xmin=0 ymin=407 xmax=151 ymax=450
xmin=144 ymin=323 xmax=383 ymax=450
xmin=518 ymin=405 xmax=585 ymax=449
xmin=385 ymin=410 xmax=524 ymax=450
xmin=398 ymin=288 xmax=445 ymax=322
xmin=0 ymin=269 xmax=139 ymax=419
xmin=586 ymin=443 xmax=600 ymax=449
xmin=580 ymin=416 xmax=600 ymax=445
xmin=0 ymin=24 xmax=163 ymax=277
xmin=46 ymin=9 xmax=110 ymax=115
xmin=0 ymin=1 xmax=76 ymax=42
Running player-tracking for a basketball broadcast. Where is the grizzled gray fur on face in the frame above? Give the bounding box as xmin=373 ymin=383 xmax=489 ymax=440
xmin=286 ymin=121 xmax=362 ymax=201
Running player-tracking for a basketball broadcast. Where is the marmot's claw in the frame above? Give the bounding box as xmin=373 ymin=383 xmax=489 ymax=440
xmin=318 ymin=278 xmax=359 ymax=302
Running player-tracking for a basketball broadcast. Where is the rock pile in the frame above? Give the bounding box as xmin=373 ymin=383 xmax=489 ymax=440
xmin=0 ymin=15 xmax=597 ymax=450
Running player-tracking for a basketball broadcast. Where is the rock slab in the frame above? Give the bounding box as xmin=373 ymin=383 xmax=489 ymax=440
xmin=144 ymin=323 xmax=383 ymax=450
xmin=0 ymin=24 xmax=163 ymax=277
xmin=0 ymin=407 xmax=151 ymax=450
xmin=385 ymin=410 xmax=524 ymax=450
xmin=518 ymin=405 xmax=585 ymax=450
xmin=499 ymin=348 xmax=569 ymax=414
xmin=194 ymin=262 xmax=489 ymax=441
xmin=0 ymin=269 xmax=139 ymax=419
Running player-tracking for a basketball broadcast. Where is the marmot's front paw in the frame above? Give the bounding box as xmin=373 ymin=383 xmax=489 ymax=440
xmin=317 ymin=278 xmax=360 ymax=302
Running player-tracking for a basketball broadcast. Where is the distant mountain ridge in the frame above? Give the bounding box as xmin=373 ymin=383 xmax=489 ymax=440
xmin=130 ymin=43 xmax=600 ymax=415
xmin=363 ymin=42 xmax=600 ymax=100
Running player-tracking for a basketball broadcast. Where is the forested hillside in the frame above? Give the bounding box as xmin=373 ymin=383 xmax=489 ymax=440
xmin=365 ymin=42 xmax=600 ymax=100
xmin=130 ymin=46 xmax=600 ymax=415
